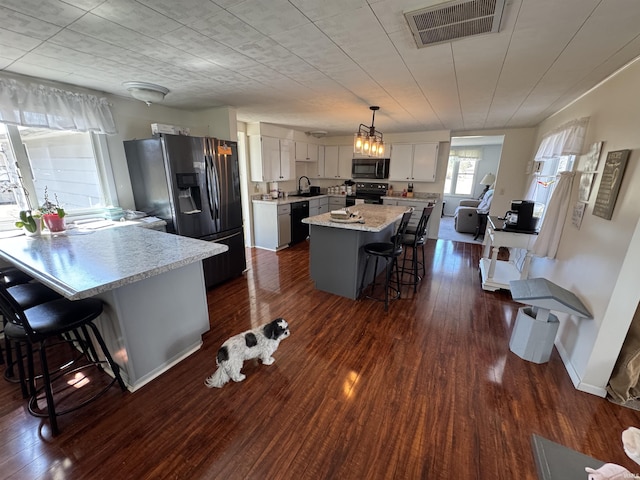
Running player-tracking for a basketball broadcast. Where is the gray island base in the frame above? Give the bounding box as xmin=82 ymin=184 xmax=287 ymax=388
xmin=303 ymin=204 xmax=410 ymax=300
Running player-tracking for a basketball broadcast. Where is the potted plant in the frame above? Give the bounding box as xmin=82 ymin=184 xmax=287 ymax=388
xmin=40 ymin=187 xmax=66 ymax=232
xmin=15 ymin=209 xmax=43 ymax=236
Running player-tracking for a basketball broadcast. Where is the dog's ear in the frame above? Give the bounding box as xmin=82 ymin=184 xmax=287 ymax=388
xmin=263 ymin=321 xmax=277 ymax=339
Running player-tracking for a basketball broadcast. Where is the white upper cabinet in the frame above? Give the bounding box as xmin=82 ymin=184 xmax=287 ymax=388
xmin=389 ymin=142 xmax=438 ymax=182
xmin=324 ymin=145 xmax=353 ymax=179
xmin=295 ymin=141 xmax=319 ymax=162
xmin=249 ymin=135 xmax=294 ymax=182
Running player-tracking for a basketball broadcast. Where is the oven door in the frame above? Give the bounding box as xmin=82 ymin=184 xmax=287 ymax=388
xmin=355 ymin=193 xmax=384 ymax=204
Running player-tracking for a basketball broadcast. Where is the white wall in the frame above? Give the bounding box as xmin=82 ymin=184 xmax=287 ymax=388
xmin=527 ymin=58 xmax=640 ymax=396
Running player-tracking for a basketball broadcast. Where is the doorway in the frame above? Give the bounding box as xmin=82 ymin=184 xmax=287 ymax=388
xmin=438 ymin=135 xmax=504 ymax=243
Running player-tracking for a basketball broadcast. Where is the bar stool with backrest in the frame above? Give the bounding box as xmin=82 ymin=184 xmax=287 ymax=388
xmin=359 ymin=209 xmax=413 ymax=311
xmin=2 ymin=282 xmax=63 ymax=395
xmin=393 ymin=206 xmax=433 ymax=292
xmin=0 ymin=284 xmax=127 ymax=436
xmin=0 ymin=267 xmax=34 ymax=369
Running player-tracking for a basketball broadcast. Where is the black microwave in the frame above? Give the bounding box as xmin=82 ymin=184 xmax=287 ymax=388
xmin=352 ymin=158 xmax=390 ymax=179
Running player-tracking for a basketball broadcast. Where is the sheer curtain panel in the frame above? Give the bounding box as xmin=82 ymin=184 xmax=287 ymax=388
xmin=0 ymin=76 xmax=116 ymax=134
xmin=531 ymin=171 xmax=575 ymax=259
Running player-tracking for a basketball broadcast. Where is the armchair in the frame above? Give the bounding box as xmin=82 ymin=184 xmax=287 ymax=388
xmin=454 ymin=200 xmax=481 ymax=233
xmin=454 ymin=189 xmax=494 ymax=234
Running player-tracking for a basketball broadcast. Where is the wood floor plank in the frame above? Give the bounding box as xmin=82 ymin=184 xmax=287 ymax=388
xmin=1 ymin=239 xmax=639 ymax=479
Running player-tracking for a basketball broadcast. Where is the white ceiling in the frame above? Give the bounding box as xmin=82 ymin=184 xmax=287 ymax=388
xmin=1 ymin=0 xmax=640 ymax=136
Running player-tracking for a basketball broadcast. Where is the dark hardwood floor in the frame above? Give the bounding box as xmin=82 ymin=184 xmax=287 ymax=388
xmin=1 ymin=239 xmax=638 ymax=479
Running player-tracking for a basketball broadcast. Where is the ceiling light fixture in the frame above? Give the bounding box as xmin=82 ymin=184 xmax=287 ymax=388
xmin=123 ymin=81 xmax=169 ymax=106
xmin=354 ymin=106 xmax=384 ymax=157
xmin=305 ymin=130 xmax=328 ymax=138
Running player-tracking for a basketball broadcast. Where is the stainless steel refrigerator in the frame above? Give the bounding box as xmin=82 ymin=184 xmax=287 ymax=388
xmin=124 ymin=134 xmax=246 ymax=289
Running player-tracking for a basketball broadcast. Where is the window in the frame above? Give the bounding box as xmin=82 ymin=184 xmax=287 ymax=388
xmin=0 ymin=123 xmax=117 ymax=230
xmin=528 ymin=154 xmax=576 ymax=208
xmin=444 ymin=148 xmax=481 ymax=196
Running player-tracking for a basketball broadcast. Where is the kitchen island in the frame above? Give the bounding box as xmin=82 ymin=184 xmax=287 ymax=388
xmin=302 ymin=204 xmax=410 ymax=299
xmin=0 ymin=226 xmax=228 ymax=391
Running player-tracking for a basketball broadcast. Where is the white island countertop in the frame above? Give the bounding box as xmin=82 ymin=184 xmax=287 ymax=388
xmin=0 ymin=227 xmax=227 ymax=300
xmin=302 ymin=204 xmax=410 ymax=232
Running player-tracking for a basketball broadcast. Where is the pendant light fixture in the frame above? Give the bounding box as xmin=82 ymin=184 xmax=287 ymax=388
xmin=354 ymin=106 xmax=384 ymax=157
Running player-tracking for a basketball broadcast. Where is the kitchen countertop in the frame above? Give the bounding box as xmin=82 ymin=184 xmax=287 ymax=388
xmin=252 ymin=193 xmax=348 ymax=205
xmin=0 ymin=226 xmax=227 ymax=300
xmin=302 ymin=204 xmax=410 ymax=232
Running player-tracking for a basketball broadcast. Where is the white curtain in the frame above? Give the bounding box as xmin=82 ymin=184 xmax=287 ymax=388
xmin=531 ymin=172 xmax=575 ymax=259
xmin=0 ymin=76 xmax=116 ymax=134
xmin=534 ymin=117 xmax=589 ymax=160
xmin=449 ymin=147 xmax=482 ymax=159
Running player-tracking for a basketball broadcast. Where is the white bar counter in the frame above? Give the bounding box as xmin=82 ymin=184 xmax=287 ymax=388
xmin=0 ymin=226 xmax=228 ymax=391
xmin=302 ymin=204 xmax=409 ymax=299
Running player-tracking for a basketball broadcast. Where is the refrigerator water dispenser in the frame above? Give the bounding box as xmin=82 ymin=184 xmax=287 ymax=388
xmin=176 ymin=173 xmax=202 ymax=214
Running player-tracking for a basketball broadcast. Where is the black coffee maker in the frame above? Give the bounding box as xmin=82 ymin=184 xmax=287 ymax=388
xmin=504 ymin=200 xmax=539 ymax=231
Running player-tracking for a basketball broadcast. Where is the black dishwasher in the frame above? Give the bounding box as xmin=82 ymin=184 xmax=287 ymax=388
xmin=290 ymin=201 xmax=309 ymax=244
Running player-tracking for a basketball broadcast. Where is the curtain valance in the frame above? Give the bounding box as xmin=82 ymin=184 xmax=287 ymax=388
xmin=534 ymin=117 xmax=589 ymax=160
xmin=449 ymin=148 xmax=482 ymax=159
xmin=0 ymin=76 xmax=117 ymax=134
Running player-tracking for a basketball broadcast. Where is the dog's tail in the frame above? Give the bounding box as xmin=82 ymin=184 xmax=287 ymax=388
xmin=204 ymin=366 xmax=230 ymax=388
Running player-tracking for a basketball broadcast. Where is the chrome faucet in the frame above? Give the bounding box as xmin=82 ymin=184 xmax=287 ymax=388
xmin=298 ymin=176 xmax=310 ymax=194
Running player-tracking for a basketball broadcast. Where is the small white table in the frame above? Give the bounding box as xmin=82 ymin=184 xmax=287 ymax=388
xmin=479 ymin=216 xmax=537 ymax=291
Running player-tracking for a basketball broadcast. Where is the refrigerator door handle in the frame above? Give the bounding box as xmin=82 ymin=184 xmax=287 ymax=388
xmin=204 ymin=139 xmax=217 ymax=221
xmin=204 ymin=230 xmax=242 ymax=243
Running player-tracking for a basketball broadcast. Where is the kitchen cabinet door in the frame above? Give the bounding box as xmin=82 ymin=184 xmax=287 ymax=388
xmin=277 ymin=204 xmax=291 ymax=247
xmin=295 ymin=141 xmax=318 ymax=162
xmin=311 ymin=145 xmax=325 ymax=178
xmin=323 ymin=146 xmax=339 ymax=178
xmin=279 ymin=139 xmax=293 ymax=181
xmin=412 ymin=143 xmax=438 ymax=181
xmin=338 ymin=146 xmax=353 ymax=179
xmin=295 ymin=141 xmax=308 ymax=161
xmin=389 ymin=144 xmax=414 ymax=180
xmin=249 ymin=135 xmax=281 ymax=182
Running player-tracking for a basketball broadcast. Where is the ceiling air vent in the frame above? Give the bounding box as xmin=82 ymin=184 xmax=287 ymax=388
xmin=404 ymin=0 xmax=505 ymax=48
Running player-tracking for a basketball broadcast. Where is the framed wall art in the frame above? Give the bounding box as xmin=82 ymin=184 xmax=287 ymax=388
xmin=578 ymin=172 xmax=595 ymax=202
xmin=592 ymin=149 xmax=630 ymax=220
xmin=580 ymin=141 xmax=603 ymax=172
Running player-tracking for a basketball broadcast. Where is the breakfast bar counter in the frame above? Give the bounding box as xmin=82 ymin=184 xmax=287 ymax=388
xmin=0 ymin=227 xmax=228 ymax=391
xmin=302 ymin=204 xmax=409 ymax=299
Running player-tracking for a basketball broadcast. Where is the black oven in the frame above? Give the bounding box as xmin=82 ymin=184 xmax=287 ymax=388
xmin=352 ymin=158 xmax=390 ymax=179
xmin=354 ymin=182 xmax=388 ymax=205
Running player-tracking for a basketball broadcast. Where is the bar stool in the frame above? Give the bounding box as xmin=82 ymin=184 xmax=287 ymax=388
xmin=2 ymin=282 xmax=63 ymax=395
xmin=0 ymin=285 xmax=126 ymax=436
xmin=394 ymin=206 xmax=433 ymax=292
xmin=359 ymin=210 xmax=413 ymax=311
xmin=0 ymin=267 xmax=34 ymax=367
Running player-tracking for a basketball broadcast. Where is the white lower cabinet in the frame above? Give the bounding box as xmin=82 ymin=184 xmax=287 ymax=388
xmin=253 ymin=202 xmax=291 ymax=250
xmin=309 ymin=197 xmax=329 ymax=217
xmin=383 ymin=197 xmax=435 ymax=231
xmin=329 ymin=196 xmax=346 ymax=211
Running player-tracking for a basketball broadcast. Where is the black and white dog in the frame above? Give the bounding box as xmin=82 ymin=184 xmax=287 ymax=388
xmin=204 ymin=318 xmax=290 ymax=388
